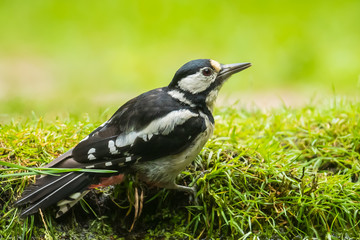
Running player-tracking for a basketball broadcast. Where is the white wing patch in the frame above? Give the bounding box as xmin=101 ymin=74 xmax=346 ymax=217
xmin=108 ymin=140 xmax=119 ymax=154
xmin=144 ymin=109 xmax=197 ymax=135
xmin=116 ymin=132 xmax=138 ymax=148
xmin=115 ymin=109 xmax=198 ymax=148
xmin=87 ymin=148 xmax=96 ymax=160
xmin=88 ymin=148 xmax=95 ymax=154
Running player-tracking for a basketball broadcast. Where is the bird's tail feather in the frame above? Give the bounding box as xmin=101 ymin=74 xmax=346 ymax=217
xmin=15 ymin=172 xmax=93 ymax=217
xmin=56 ymin=190 xmax=90 ymax=218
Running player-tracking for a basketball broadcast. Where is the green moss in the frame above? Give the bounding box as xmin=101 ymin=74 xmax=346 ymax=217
xmin=1 ymin=98 xmax=360 ymax=239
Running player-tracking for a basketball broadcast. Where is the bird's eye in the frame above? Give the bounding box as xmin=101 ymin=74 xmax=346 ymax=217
xmin=202 ymin=68 xmax=212 ymax=76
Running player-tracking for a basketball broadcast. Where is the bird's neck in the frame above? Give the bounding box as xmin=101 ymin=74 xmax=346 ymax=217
xmin=205 ymin=88 xmax=220 ymax=112
xmin=166 ymin=87 xmax=215 ymax=124
xmin=179 ymin=89 xmax=215 ymax=123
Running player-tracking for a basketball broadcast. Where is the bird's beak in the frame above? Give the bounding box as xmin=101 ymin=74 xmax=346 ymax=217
xmin=218 ymin=62 xmax=252 ymax=80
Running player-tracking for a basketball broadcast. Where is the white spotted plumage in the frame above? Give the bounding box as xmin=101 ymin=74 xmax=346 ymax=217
xmin=87 ymin=148 xmax=96 ymax=160
xmin=108 ymin=140 xmax=119 ymax=155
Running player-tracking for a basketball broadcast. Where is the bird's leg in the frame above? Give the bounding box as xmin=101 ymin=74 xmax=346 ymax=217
xmin=174 ymin=170 xmax=209 ymax=205
xmin=167 ymin=183 xmax=199 ymax=205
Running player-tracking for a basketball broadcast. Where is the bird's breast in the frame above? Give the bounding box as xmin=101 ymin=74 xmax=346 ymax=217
xmin=132 ymin=110 xmax=214 ymax=186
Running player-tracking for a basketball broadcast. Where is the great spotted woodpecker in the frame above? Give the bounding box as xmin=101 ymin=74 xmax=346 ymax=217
xmin=15 ymin=59 xmax=251 ymax=217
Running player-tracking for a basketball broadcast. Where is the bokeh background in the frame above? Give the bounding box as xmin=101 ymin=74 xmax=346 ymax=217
xmin=1 ymin=0 xmax=359 ymax=118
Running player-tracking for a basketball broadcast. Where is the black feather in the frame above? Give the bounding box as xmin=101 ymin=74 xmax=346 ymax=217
xmin=15 ymin=172 xmax=74 ymax=206
xmin=169 ymin=59 xmax=212 ymax=88
xmin=16 ymin=172 xmax=94 ymax=217
xmin=128 ymin=116 xmax=206 ymax=161
xmin=71 ymin=88 xmax=203 ymax=163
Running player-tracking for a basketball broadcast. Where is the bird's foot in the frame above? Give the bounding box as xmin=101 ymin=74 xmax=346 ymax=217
xmin=173 ymin=184 xmax=199 ymax=205
xmin=187 ymin=170 xmax=210 ymax=205
xmin=188 ymin=186 xmax=199 ymax=205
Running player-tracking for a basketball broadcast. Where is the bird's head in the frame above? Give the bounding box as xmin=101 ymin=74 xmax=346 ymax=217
xmin=168 ymin=59 xmax=251 ymax=110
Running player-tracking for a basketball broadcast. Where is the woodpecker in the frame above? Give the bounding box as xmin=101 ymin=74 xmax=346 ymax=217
xmin=15 ymin=59 xmax=251 ymax=218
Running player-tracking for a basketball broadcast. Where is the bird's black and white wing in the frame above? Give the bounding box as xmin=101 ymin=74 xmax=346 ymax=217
xmin=70 ymin=88 xmax=207 ymax=168
xmin=15 ymin=88 xmax=207 ymax=217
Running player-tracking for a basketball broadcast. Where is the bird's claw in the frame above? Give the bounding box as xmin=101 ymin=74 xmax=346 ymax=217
xmin=188 ymin=186 xmax=199 ymax=205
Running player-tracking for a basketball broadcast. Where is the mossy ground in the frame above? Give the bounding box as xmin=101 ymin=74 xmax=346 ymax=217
xmin=1 ymin=98 xmax=360 ymax=239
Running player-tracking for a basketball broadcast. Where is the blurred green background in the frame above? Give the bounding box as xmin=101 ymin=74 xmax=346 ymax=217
xmin=1 ymin=0 xmax=359 ymax=118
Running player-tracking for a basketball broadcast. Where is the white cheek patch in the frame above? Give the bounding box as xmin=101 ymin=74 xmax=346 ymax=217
xmin=115 ymin=109 xmax=198 ymax=148
xmin=177 ymin=72 xmax=216 ymax=94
